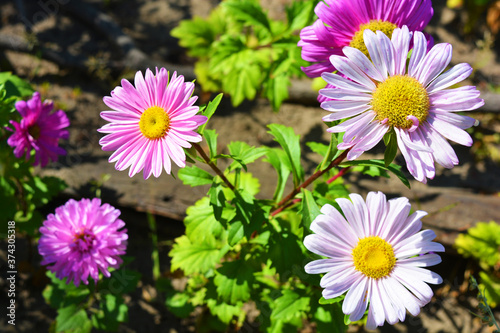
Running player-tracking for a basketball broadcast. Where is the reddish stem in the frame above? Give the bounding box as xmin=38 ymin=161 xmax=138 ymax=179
xmin=192 ymin=142 xmax=235 ymax=191
xmin=326 ymin=166 xmax=351 ymax=184
xmin=270 ymin=150 xmax=349 ymax=216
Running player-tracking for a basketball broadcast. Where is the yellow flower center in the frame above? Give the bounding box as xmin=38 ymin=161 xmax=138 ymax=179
xmin=350 ymin=20 xmax=398 ymax=57
xmin=371 ymin=75 xmax=430 ymax=129
xmin=28 ymin=124 xmax=41 ymax=139
xmin=352 ymin=236 xmax=396 ymax=279
xmin=139 ymin=106 xmax=170 ymax=140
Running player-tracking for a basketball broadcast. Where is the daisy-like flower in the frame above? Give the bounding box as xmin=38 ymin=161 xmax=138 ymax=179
xmin=320 ymin=26 xmax=484 ymax=183
xmin=98 ymin=68 xmax=207 ymax=179
xmin=299 ymin=0 xmax=433 ymax=78
xmin=38 ymin=198 xmax=128 ymax=286
xmin=304 ymin=192 xmax=444 ymax=329
xmin=7 ymin=92 xmax=69 ymax=167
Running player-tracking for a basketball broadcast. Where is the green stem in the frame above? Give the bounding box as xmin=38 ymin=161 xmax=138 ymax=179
xmin=147 ymin=212 xmax=160 ymax=281
xmin=192 ymin=142 xmax=235 ymax=191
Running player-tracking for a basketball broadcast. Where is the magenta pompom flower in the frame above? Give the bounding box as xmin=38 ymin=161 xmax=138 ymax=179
xmin=319 ymin=26 xmax=484 ymax=183
xmin=304 ymin=192 xmax=444 ymax=329
xmin=98 ymin=68 xmax=207 ymax=179
xmin=38 ymin=198 xmax=128 ymax=286
xmin=7 ymin=92 xmax=69 ymax=167
xmin=298 ymin=0 xmax=433 ymax=78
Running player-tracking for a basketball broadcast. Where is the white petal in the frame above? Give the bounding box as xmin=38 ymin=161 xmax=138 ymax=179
xmin=330 ymin=55 xmax=377 ymax=90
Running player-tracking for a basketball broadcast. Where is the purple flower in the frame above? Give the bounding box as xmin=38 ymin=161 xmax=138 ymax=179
xmin=299 ymin=0 xmax=434 ymax=78
xmin=304 ymin=192 xmax=444 ymax=329
xmin=319 ymin=26 xmax=484 ymax=183
xmin=7 ymin=92 xmax=69 ymax=167
xmin=98 ymin=68 xmax=207 ymax=179
xmin=38 ymin=198 xmax=128 ymax=286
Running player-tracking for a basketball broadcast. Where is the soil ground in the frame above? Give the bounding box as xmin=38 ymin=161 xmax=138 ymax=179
xmin=0 ymin=0 xmax=500 ymax=332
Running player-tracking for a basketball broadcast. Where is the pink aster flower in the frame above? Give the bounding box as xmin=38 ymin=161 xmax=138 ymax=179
xmin=38 ymin=198 xmax=128 ymax=286
xmin=319 ymin=26 xmax=484 ymax=183
xmin=98 ymin=68 xmax=207 ymax=179
xmin=299 ymin=0 xmax=433 ymax=78
xmin=7 ymin=92 xmax=69 ymax=167
xmin=304 ymin=192 xmax=444 ymax=329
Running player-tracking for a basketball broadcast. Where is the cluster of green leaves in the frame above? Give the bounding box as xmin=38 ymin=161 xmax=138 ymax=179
xmin=165 ymin=95 xmax=411 ymax=331
xmin=171 ymin=0 xmax=318 ymax=110
xmin=0 ymin=72 xmax=67 ymax=236
xmin=42 ymin=258 xmax=141 ymax=333
xmin=455 ymin=221 xmax=500 ymax=308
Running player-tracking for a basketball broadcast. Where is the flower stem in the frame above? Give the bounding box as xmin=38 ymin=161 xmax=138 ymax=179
xmin=326 ymin=166 xmax=351 ymax=184
xmin=271 ymin=150 xmax=349 ymax=214
xmin=192 ymin=142 xmax=235 ymax=191
xmin=147 ymin=212 xmax=160 ymax=282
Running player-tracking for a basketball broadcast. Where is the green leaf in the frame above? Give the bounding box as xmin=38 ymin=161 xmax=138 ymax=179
xmin=0 ymin=72 xmax=34 ymax=99
xmin=263 ymin=148 xmax=292 ymax=202
xmin=300 ymin=189 xmax=321 ymax=232
xmin=455 ymin=221 xmax=500 ymax=269
xmin=222 ymin=61 xmax=261 ymax=106
xmin=214 ymin=259 xmax=254 ymax=304
xmin=170 ymin=235 xmax=230 ymax=275
xmin=178 ymin=165 xmax=214 ymax=187
xmin=285 ymin=1 xmax=315 ymax=33
xmin=227 ymin=141 xmax=267 ymax=171
xmin=222 ymin=0 xmax=271 ymax=32
xmin=227 ymin=221 xmax=245 ymax=246
xmin=340 ymin=159 xmax=411 ymax=189
xmin=184 ymin=197 xmax=233 ymax=242
xmin=478 ymin=271 xmax=500 ymax=308
xmin=91 ymin=294 xmax=128 ymax=331
xmin=165 ymin=292 xmax=195 ymax=318
xmin=206 ymin=299 xmax=245 ymax=324
xmin=313 ymin=302 xmax=347 ymax=333
xmin=43 ymin=271 xmax=90 ymax=309
xmin=319 ymin=295 xmax=345 ymax=305
xmin=271 ymin=290 xmax=309 ymax=322
xmin=306 ymin=142 xmax=329 ymax=157
xmin=267 ymin=124 xmax=304 ymax=187
xmin=204 ymin=129 xmax=218 ymax=160
xmin=199 ymin=93 xmax=223 ymax=134
xmin=383 ymin=130 xmax=398 ymax=167
xmin=56 ymin=305 xmax=92 ymax=333
xmin=171 ymin=17 xmax=218 ymax=57
xmin=264 ymin=74 xmax=290 ymax=111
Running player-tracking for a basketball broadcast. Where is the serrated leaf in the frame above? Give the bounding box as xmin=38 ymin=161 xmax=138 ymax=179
xmin=271 ymin=290 xmax=309 ymax=322
xmin=222 ymin=1 xmax=271 ymax=32
xmin=199 ymin=93 xmax=223 ymax=134
xmin=171 ymin=17 xmax=218 ymax=57
xmin=43 ymin=271 xmax=90 ymax=309
xmin=56 ymin=305 xmax=91 ymax=333
xmin=267 ymin=124 xmax=304 ymax=187
xmin=227 ymin=141 xmax=267 ymax=171
xmin=178 ymin=165 xmax=214 ymax=187
xmin=184 ymin=197 xmax=233 ymax=242
xmin=206 ymin=299 xmax=245 ymax=324
xmin=455 ymin=221 xmax=500 ymax=268
xmin=285 ymin=0 xmax=315 ymax=33
xmin=263 ymin=148 xmax=292 ymax=202
xmin=214 ymin=259 xmax=253 ymax=304
xmin=300 ymin=189 xmax=321 ymax=232
xmin=204 ymin=129 xmax=218 ymax=160
xmin=170 ymin=235 xmax=230 ymax=275
xmin=340 ymin=159 xmax=411 ymax=189
xmin=223 ymin=63 xmax=261 ymax=106
xmin=98 ymin=268 xmax=141 ymax=295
